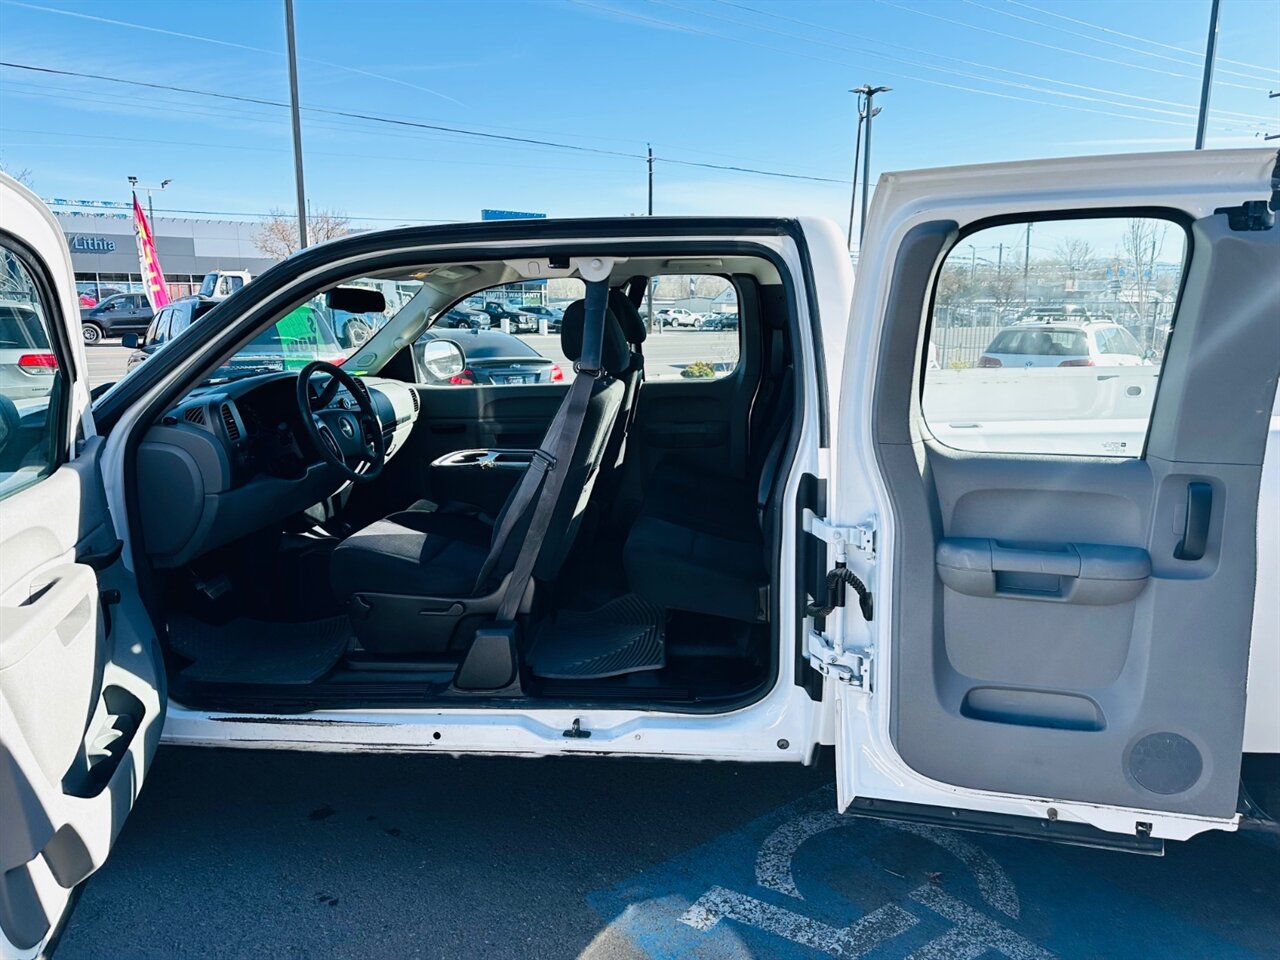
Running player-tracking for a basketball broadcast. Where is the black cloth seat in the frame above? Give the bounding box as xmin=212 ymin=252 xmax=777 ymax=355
xmin=330 ymin=295 xmax=632 ymax=653
xmin=623 ymin=316 xmax=793 ymax=622
xmin=329 ymin=510 xmax=492 ymax=599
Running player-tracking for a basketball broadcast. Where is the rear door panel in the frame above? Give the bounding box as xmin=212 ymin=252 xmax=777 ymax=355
xmin=830 ymin=149 xmax=1278 ymax=838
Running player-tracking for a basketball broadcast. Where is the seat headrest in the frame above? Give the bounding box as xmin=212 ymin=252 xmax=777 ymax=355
xmin=560 ymin=298 xmax=632 ymax=377
xmin=607 ymin=289 xmax=647 ymax=345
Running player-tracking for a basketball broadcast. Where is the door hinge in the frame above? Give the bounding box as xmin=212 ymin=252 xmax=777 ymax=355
xmin=803 ymin=509 xmax=875 ymax=559
xmin=802 ymin=509 xmax=875 ymax=691
xmin=807 ymin=626 xmax=873 ymax=689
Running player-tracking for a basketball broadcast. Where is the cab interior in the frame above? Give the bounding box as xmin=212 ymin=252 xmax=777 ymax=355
xmin=127 ymin=250 xmax=807 ymax=713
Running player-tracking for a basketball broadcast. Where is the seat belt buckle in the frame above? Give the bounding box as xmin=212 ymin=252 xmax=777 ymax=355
xmin=533 ymin=449 xmax=557 ymax=470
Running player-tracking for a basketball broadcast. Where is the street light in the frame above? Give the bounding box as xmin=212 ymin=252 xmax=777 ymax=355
xmin=127 ymin=176 xmax=172 ymax=225
xmin=850 ymin=85 xmax=890 ymax=249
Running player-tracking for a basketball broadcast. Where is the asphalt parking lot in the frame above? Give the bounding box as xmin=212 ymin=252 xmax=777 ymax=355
xmin=56 ymin=747 xmax=1279 ymax=960
xmin=81 ymin=330 xmax=737 ymax=391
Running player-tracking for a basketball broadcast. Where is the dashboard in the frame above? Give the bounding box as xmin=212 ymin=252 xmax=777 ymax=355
xmin=135 ymin=371 xmax=419 ymax=568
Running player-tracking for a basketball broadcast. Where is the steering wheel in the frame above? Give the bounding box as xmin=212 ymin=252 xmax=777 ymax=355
xmin=295 ymin=360 xmax=386 ymax=483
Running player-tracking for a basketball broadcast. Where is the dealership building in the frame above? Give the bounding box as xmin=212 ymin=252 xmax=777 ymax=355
xmin=50 ymin=202 xmax=278 ymax=301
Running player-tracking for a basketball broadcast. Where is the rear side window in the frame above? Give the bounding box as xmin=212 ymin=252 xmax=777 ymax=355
xmin=0 ymin=240 xmax=67 ymax=498
xmin=923 ymin=215 xmax=1187 ymax=457
xmin=637 ymin=275 xmax=740 ymax=381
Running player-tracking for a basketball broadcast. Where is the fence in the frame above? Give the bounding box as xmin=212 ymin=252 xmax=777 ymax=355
xmin=930 ymin=300 xmax=1178 ymax=369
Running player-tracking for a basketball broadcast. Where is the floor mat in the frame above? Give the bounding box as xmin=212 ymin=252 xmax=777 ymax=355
xmin=526 ymin=595 xmax=665 ymax=680
xmin=169 ymin=615 xmax=353 ymax=684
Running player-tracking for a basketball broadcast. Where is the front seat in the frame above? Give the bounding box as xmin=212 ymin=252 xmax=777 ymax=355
xmin=329 ymin=297 xmax=632 ymax=655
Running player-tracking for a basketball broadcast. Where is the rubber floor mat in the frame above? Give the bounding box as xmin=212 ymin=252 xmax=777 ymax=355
xmin=526 ymin=594 xmax=665 ymax=680
xmin=169 ymin=615 xmax=353 ymax=684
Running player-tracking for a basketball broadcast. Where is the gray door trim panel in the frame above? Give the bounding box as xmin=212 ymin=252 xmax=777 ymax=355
xmin=875 ymin=212 xmax=1279 ymax=818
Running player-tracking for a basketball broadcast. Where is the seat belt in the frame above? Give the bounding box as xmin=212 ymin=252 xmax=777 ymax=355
xmin=488 ymin=278 xmax=609 ymax=623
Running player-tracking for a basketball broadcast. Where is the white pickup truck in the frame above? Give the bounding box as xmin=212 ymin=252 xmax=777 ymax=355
xmin=1 ymin=148 xmax=1277 ymax=957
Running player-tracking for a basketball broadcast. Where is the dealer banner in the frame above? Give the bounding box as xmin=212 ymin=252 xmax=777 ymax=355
xmin=132 ymin=191 xmax=170 ymax=311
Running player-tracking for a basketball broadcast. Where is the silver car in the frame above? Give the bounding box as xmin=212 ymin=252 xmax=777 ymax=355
xmin=0 ymin=300 xmax=58 ymax=401
xmin=977 ymin=321 xmax=1149 ymax=369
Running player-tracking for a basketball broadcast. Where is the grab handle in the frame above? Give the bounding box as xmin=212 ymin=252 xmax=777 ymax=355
xmin=1175 ymin=481 xmax=1213 ymax=562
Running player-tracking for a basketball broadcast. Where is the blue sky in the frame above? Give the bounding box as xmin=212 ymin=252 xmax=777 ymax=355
xmin=1 ymin=0 xmax=1277 ymax=230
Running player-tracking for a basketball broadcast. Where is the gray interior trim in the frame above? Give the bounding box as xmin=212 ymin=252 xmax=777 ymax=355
xmin=875 ymin=212 xmax=1278 ymax=818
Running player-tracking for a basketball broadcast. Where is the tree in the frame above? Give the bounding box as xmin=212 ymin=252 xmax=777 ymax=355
xmin=253 ymin=208 xmax=350 ymax=259
xmin=1121 ymin=218 xmax=1167 ymax=349
xmin=1053 ymin=237 xmax=1094 ymax=290
xmin=0 ymin=159 xmax=34 ymax=187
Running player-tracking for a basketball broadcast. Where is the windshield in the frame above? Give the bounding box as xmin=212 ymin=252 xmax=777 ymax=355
xmin=208 ymin=278 xmax=423 ymax=383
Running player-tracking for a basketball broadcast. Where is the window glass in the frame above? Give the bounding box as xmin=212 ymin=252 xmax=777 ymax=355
xmin=0 ymin=243 xmax=66 ymax=497
xmin=923 ymin=216 xmax=1186 ymax=457
xmin=204 ymin=277 xmax=422 ymax=385
xmin=421 ymin=281 xmax=578 ymax=387
xmin=638 ymin=275 xmax=740 ymax=381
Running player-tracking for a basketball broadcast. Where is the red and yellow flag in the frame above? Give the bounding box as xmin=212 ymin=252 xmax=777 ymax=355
xmin=132 ymin=191 xmax=170 ymax=310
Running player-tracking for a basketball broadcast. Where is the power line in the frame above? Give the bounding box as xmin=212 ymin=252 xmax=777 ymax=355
xmin=875 ymin=0 xmax=1268 ymax=93
xmin=3 ymin=0 xmax=465 ymax=106
xmin=574 ymin=1 xmax=1251 ymax=131
xmin=1001 ymin=0 xmax=1280 ymax=80
xmin=713 ymin=0 xmax=1273 ymax=125
xmin=964 ymin=0 xmax=1275 ymax=84
xmin=0 ymin=60 xmax=847 ymax=183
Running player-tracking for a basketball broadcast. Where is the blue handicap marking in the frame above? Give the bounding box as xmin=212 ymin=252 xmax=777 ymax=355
xmin=586 ymin=785 xmax=1269 ymax=959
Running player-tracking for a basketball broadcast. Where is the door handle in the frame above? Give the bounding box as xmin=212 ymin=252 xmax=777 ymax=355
xmin=1175 ymin=481 xmax=1213 ymax=561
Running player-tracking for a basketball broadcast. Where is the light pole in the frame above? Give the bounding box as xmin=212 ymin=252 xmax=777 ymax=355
xmin=1194 ymin=0 xmax=1221 ymax=150
xmin=845 ymin=90 xmax=866 ymax=251
xmin=127 ymin=176 xmax=172 ymax=224
xmin=284 ymin=0 xmax=308 ymax=249
xmin=851 ymin=85 xmax=890 ymax=248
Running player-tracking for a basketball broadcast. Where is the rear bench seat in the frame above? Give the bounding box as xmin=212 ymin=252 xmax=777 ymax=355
xmin=623 ymin=323 xmax=793 ymax=622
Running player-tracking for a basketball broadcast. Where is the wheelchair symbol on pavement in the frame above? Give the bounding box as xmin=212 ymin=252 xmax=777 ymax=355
xmin=676 ymin=809 xmax=1056 ymax=959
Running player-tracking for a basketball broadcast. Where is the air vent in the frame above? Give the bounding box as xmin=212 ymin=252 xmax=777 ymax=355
xmin=182 ymin=406 xmax=206 ymax=425
xmin=220 ymin=404 xmax=241 ymax=441
xmin=410 ymin=390 xmax=420 ymax=414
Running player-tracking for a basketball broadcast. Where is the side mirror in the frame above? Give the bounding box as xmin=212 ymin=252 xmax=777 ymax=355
xmin=419 ymin=338 xmax=466 ymax=383
xmin=121 ymin=333 xmax=141 ymax=349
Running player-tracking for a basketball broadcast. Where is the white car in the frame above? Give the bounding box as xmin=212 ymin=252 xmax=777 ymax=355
xmin=657 ymin=307 xmax=699 ymax=328
xmin=2 ymin=149 xmax=1278 ymax=958
xmin=978 ymin=320 xmax=1149 ymax=368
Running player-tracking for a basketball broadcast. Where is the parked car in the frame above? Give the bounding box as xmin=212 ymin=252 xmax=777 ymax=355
xmin=415 ymin=327 xmax=564 ymax=385
xmin=481 ymin=300 xmax=539 ymax=333
xmin=517 ymin=304 xmax=564 ymax=331
xmin=122 ymin=297 xmax=221 ymax=372
xmin=435 ymin=306 xmax=490 ymax=329
xmin=3 ymin=150 xmax=1278 ymax=955
xmin=0 ymin=300 xmax=58 ymax=401
xmin=976 ymin=320 xmax=1149 ymax=368
xmin=698 ymin=312 xmax=738 ymax=330
xmin=656 ymin=307 xmax=699 ymax=328
xmin=79 ymin=292 xmax=153 ymax=344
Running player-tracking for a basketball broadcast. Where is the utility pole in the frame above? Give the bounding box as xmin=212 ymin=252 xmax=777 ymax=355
xmin=647 ymin=144 xmax=654 ymax=216
xmin=969 ymin=244 xmax=977 ymax=280
xmin=852 ymin=85 xmax=890 ymax=248
xmin=1023 ymin=222 xmax=1032 ymax=303
xmin=1267 ymin=91 xmax=1279 ymax=141
xmin=127 ymin=176 xmax=172 ymax=225
xmin=1194 ymin=0 xmax=1221 ymax=149
xmin=845 ymin=90 xmax=867 ymax=251
xmin=284 ymin=0 xmax=308 ymax=249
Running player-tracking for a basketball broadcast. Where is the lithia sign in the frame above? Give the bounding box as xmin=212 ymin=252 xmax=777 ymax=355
xmin=67 ymin=234 xmax=118 ymax=253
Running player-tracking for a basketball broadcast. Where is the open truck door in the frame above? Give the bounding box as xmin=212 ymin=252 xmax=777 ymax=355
xmin=0 ymin=174 xmax=166 ymax=956
xmin=814 ymin=149 xmax=1279 ymax=849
